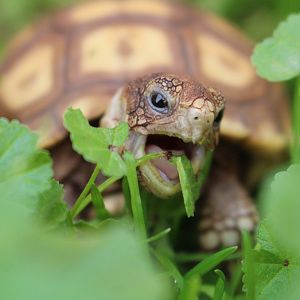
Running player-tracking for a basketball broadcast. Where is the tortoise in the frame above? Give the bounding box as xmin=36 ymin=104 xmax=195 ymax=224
xmin=0 ymin=0 xmax=290 ymax=250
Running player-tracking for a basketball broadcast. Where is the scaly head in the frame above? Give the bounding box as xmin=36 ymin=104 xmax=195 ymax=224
xmin=102 ymin=73 xmax=225 ymax=198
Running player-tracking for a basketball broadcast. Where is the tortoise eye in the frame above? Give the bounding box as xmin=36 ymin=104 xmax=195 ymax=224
xmin=214 ymin=109 xmax=224 ymax=126
xmin=149 ymin=92 xmax=169 ymax=113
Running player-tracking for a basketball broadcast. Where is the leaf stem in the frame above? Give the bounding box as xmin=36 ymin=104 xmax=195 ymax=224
xmin=291 ymin=76 xmax=300 ymax=164
xmin=71 ymin=175 xmax=121 ymax=219
xmin=69 ymin=152 xmax=165 ymax=219
xmin=70 ymin=166 xmax=100 ymax=220
xmin=70 ymin=165 xmax=100 ymax=219
xmin=136 ymin=152 xmax=165 ymax=166
xmin=213 ymin=269 xmax=226 ymax=300
xmin=242 ymin=230 xmax=255 ymax=300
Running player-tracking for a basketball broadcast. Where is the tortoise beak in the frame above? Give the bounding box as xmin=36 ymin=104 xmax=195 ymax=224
xmin=125 ymin=130 xmax=206 ymax=199
xmin=203 ymin=129 xmax=219 ymax=151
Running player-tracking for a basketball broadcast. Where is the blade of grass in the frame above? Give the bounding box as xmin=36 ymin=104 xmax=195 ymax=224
xmin=90 ymin=184 xmax=110 ymax=220
xmin=178 ymin=274 xmax=201 ymax=300
xmin=227 ymin=263 xmax=243 ymax=299
xmin=170 ymin=155 xmax=198 ymax=217
xmin=147 ymin=228 xmax=171 ymax=243
xmin=175 ymin=251 xmax=241 ymax=263
xmin=177 ymin=248 xmax=236 ymax=300
xmin=150 ymin=248 xmax=184 ymax=290
xmin=200 ymin=284 xmax=215 ymax=298
xmin=185 ymin=246 xmax=237 ymax=279
xmin=213 ymin=269 xmax=226 ymax=300
xmin=242 ymin=230 xmax=256 ymax=300
xmin=291 ymin=76 xmax=300 ymax=164
xmin=70 ymin=165 xmax=100 ymax=219
xmin=124 ymin=151 xmax=147 ymax=240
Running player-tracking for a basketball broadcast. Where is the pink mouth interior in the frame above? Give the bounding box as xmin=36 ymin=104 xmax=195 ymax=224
xmin=145 ymin=135 xmax=196 ymax=182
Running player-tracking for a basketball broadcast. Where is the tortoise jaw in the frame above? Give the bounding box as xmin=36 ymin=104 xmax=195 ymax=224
xmin=126 ymin=131 xmax=206 ymax=199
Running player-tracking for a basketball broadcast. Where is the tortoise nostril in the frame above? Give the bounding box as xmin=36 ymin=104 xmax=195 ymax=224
xmin=188 ymin=108 xmax=203 ymax=125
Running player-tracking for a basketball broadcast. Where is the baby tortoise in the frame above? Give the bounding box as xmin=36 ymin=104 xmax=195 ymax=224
xmin=0 ymin=0 xmax=290 ymax=250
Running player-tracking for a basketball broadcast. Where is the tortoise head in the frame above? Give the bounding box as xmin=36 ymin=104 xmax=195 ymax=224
xmin=102 ymin=73 xmax=225 ymax=198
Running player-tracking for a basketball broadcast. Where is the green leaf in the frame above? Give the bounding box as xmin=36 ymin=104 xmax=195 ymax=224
xmin=254 ymin=223 xmax=300 ymax=300
xmin=104 ymin=121 xmax=129 ymax=147
xmin=264 ymin=164 xmax=300 ymax=255
xmin=0 ymin=118 xmax=52 ymax=207
xmin=64 ymin=108 xmax=128 ymax=177
xmin=213 ymin=270 xmax=226 ymax=300
xmin=0 ymin=223 xmax=172 ymax=300
xmin=35 ymin=180 xmax=68 ymax=226
xmin=170 ymin=155 xmax=199 ymax=217
xmin=91 ymin=184 xmax=111 ymax=220
xmin=253 ymin=165 xmax=300 ymax=299
xmin=252 ymin=14 xmax=300 ymax=81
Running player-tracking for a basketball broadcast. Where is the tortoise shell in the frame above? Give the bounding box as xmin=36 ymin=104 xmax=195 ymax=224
xmin=0 ymin=0 xmax=290 ymax=154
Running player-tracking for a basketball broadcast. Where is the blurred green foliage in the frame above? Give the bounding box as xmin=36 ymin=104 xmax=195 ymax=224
xmin=252 ymin=14 xmax=300 ymax=82
xmin=189 ymin=0 xmax=300 ymax=40
xmin=0 ymin=0 xmax=73 ymax=57
xmin=244 ymin=165 xmax=300 ymax=300
xmin=0 ymin=116 xmax=173 ymax=300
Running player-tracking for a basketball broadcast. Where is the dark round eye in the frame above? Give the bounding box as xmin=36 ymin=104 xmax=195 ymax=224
xmin=150 ymin=92 xmax=169 ymax=113
xmin=214 ymin=109 xmax=224 ymax=126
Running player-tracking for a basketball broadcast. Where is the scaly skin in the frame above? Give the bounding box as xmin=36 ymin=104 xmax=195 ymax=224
xmin=102 ymin=73 xmax=225 ymax=198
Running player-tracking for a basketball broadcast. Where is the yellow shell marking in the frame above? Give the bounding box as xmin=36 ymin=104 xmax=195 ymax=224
xmin=0 ymin=44 xmax=54 ymax=110
xmin=69 ymin=0 xmax=172 ymax=24
xmin=197 ymin=34 xmax=256 ymax=88
xmin=80 ymin=25 xmax=173 ymax=74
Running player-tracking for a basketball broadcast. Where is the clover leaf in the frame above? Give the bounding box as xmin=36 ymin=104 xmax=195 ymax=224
xmin=252 ymin=14 xmax=300 ymax=81
xmin=254 ymin=223 xmax=300 ymax=300
xmin=64 ymin=108 xmax=129 ymax=177
xmin=0 ymin=118 xmax=52 ymax=207
xmin=263 ymin=164 xmax=300 ymax=257
xmin=245 ymin=165 xmax=300 ymax=299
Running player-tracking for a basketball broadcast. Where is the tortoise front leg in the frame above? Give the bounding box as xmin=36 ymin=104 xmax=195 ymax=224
xmin=197 ymin=168 xmax=258 ymax=251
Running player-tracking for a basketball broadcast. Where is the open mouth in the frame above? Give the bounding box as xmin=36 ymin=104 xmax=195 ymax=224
xmin=145 ymin=135 xmax=204 ymax=183
xmin=126 ymin=131 xmax=205 ymax=198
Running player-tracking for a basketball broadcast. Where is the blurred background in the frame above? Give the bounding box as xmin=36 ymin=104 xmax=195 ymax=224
xmin=0 ymin=0 xmax=299 ymax=58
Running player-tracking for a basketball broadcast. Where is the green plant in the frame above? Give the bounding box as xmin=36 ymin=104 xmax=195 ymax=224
xmin=0 ymin=109 xmax=238 ymax=299
xmin=240 ymin=13 xmax=300 ymax=300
